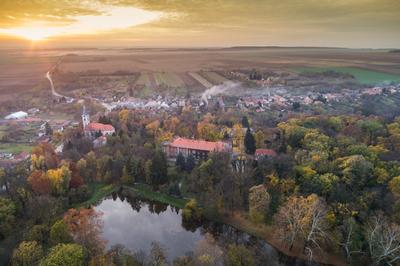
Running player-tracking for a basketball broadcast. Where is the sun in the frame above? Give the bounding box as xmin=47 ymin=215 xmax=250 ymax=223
xmin=1 ymin=27 xmax=56 ymax=41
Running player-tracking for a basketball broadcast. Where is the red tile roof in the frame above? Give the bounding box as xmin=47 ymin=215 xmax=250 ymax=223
xmin=170 ymin=137 xmax=227 ymax=152
xmin=255 ymin=149 xmax=277 ymax=157
xmin=86 ymin=123 xmax=115 ymax=132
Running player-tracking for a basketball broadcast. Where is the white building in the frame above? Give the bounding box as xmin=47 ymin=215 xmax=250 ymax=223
xmin=4 ymin=111 xmax=28 ymax=120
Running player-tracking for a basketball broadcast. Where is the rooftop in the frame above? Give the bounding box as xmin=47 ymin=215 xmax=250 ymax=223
xmin=86 ymin=122 xmax=115 ymax=132
xmin=169 ymin=137 xmax=228 ymax=152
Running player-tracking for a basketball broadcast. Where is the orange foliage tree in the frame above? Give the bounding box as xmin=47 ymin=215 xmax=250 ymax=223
xmin=64 ymin=208 xmax=106 ymax=256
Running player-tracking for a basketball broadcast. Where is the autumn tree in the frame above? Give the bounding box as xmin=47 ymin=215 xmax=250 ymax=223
xmin=28 ymin=171 xmax=52 ymax=195
xmin=248 ymin=184 xmax=270 ymax=223
xmin=46 ymin=164 xmax=72 ymax=195
xmin=12 ymin=241 xmax=43 ymax=266
xmin=226 ymin=244 xmax=255 ymax=266
xmin=149 ymin=242 xmax=167 ymax=266
xmin=39 ymin=243 xmax=85 ymax=266
xmin=274 ymin=194 xmax=328 ymax=254
xmin=63 ymin=208 xmax=105 ymax=256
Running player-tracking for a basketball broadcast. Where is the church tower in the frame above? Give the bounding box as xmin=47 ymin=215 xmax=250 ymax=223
xmin=82 ymin=105 xmax=90 ymax=130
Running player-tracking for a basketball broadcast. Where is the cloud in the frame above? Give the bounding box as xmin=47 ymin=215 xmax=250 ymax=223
xmin=0 ymin=0 xmax=399 ymax=47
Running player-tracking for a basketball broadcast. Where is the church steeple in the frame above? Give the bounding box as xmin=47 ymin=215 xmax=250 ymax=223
xmin=82 ymin=105 xmax=90 ymax=129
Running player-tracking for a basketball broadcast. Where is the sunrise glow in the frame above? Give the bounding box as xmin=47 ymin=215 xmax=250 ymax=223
xmin=0 ymin=5 xmax=163 ymax=41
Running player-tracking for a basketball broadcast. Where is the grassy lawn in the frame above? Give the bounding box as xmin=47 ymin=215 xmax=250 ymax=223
xmin=0 ymin=143 xmax=34 ymax=154
xmin=122 ymin=184 xmax=188 ymax=209
xmin=291 ymin=66 xmax=400 ymax=84
xmin=77 ymin=183 xmax=118 ymax=208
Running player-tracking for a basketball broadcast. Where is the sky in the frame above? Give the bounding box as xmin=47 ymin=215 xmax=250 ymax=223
xmin=0 ymin=0 xmax=399 ymax=48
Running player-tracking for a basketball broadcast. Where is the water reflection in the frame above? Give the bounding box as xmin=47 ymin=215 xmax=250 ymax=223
xmin=94 ymin=190 xmax=309 ymax=265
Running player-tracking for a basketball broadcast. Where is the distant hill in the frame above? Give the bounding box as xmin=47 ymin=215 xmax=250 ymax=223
xmin=389 ymin=49 xmax=400 ymax=53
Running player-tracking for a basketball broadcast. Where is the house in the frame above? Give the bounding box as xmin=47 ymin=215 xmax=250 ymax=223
xmin=163 ymin=137 xmax=232 ymax=161
xmin=254 ymin=149 xmax=277 ymax=160
xmin=93 ymin=136 xmax=108 ymax=148
xmin=82 ymin=106 xmax=115 ymax=138
xmin=4 ymin=111 xmax=28 ymax=120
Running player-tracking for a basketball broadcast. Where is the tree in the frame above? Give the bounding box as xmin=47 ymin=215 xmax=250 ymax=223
xmin=25 ymin=224 xmax=49 ymax=244
xmin=176 ymin=152 xmax=186 ymax=171
xmin=39 ymin=244 xmax=84 ymax=266
xmin=150 ymin=150 xmax=168 ymax=187
xmin=46 ymin=165 xmax=72 ymax=195
xmin=44 ymin=122 xmax=53 ymax=136
xmin=149 ymin=242 xmax=166 ymax=266
xmin=50 ymin=220 xmax=72 ymax=245
xmin=244 ymin=128 xmax=256 ymax=154
xmin=254 ymin=130 xmax=265 ymax=149
xmin=338 ymin=217 xmax=363 ymax=261
xmin=0 ymin=197 xmax=16 ymax=239
xmin=28 ymin=171 xmax=52 ymax=195
xmin=185 ymin=154 xmax=196 ymax=172
xmin=63 ymin=208 xmax=105 ymax=256
xmin=226 ymin=244 xmax=255 ymax=266
xmin=367 ymin=214 xmax=400 ymax=265
xmin=12 ymin=241 xmax=43 ymax=266
xmin=248 ymin=184 xmax=270 ymax=223
xmin=241 ymin=116 xmax=249 ymax=128
xmin=182 ymin=199 xmax=203 ymax=223
xmin=274 ymin=194 xmax=328 ymax=254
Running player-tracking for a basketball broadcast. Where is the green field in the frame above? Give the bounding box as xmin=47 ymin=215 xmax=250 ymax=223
xmin=0 ymin=143 xmax=33 ymax=154
xmin=292 ymin=66 xmax=400 ymax=85
xmin=135 ymin=73 xmax=152 ymax=87
xmin=154 ymin=72 xmax=185 ymax=87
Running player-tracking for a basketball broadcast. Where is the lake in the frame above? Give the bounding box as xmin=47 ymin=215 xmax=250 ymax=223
xmin=94 ymin=190 xmax=309 ymax=265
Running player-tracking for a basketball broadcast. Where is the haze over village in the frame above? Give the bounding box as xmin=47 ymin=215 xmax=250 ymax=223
xmin=0 ymin=1 xmax=400 ymax=266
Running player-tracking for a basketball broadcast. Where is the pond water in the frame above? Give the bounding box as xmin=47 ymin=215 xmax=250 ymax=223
xmin=94 ymin=191 xmax=309 ymax=265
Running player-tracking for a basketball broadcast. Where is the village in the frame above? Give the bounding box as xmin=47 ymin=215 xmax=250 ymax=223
xmin=2 ymin=67 xmax=399 ymax=168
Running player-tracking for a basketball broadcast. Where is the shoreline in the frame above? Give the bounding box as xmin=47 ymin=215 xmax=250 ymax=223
xmin=116 ymin=183 xmax=346 ymax=266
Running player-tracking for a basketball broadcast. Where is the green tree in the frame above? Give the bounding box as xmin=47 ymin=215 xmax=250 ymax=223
xmin=244 ymin=128 xmax=256 ymax=154
xmin=12 ymin=241 xmax=43 ymax=266
xmin=0 ymin=197 xmax=16 ymax=239
xmin=185 ymin=154 xmax=196 ymax=172
xmin=241 ymin=116 xmax=249 ymax=128
xmin=150 ymin=150 xmax=168 ymax=186
xmin=39 ymin=244 xmax=84 ymax=266
xmin=226 ymin=244 xmax=255 ymax=266
xmin=50 ymin=220 xmax=72 ymax=245
xmin=176 ymin=153 xmax=186 ymax=171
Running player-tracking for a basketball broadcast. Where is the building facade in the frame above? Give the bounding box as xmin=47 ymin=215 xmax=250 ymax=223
xmin=163 ymin=137 xmax=232 ymax=161
xmin=82 ymin=106 xmax=115 ymax=138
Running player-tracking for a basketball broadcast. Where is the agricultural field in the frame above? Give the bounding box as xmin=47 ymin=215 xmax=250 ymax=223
xmin=200 ymin=71 xmax=229 ymax=85
xmin=135 ymin=73 xmax=153 ymax=87
xmin=188 ymin=72 xmax=213 ymax=89
xmin=154 ymin=72 xmax=185 ymax=87
xmin=292 ymin=66 xmax=400 ymax=85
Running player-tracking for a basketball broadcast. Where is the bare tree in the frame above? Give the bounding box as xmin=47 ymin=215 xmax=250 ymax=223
xmin=367 ymin=214 xmax=400 ymax=265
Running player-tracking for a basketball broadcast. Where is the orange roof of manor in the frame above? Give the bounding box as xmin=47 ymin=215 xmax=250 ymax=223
xmin=170 ymin=137 xmax=227 ymax=152
xmin=255 ymin=149 xmax=277 ymax=157
xmin=86 ymin=123 xmax=115 ymax=132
